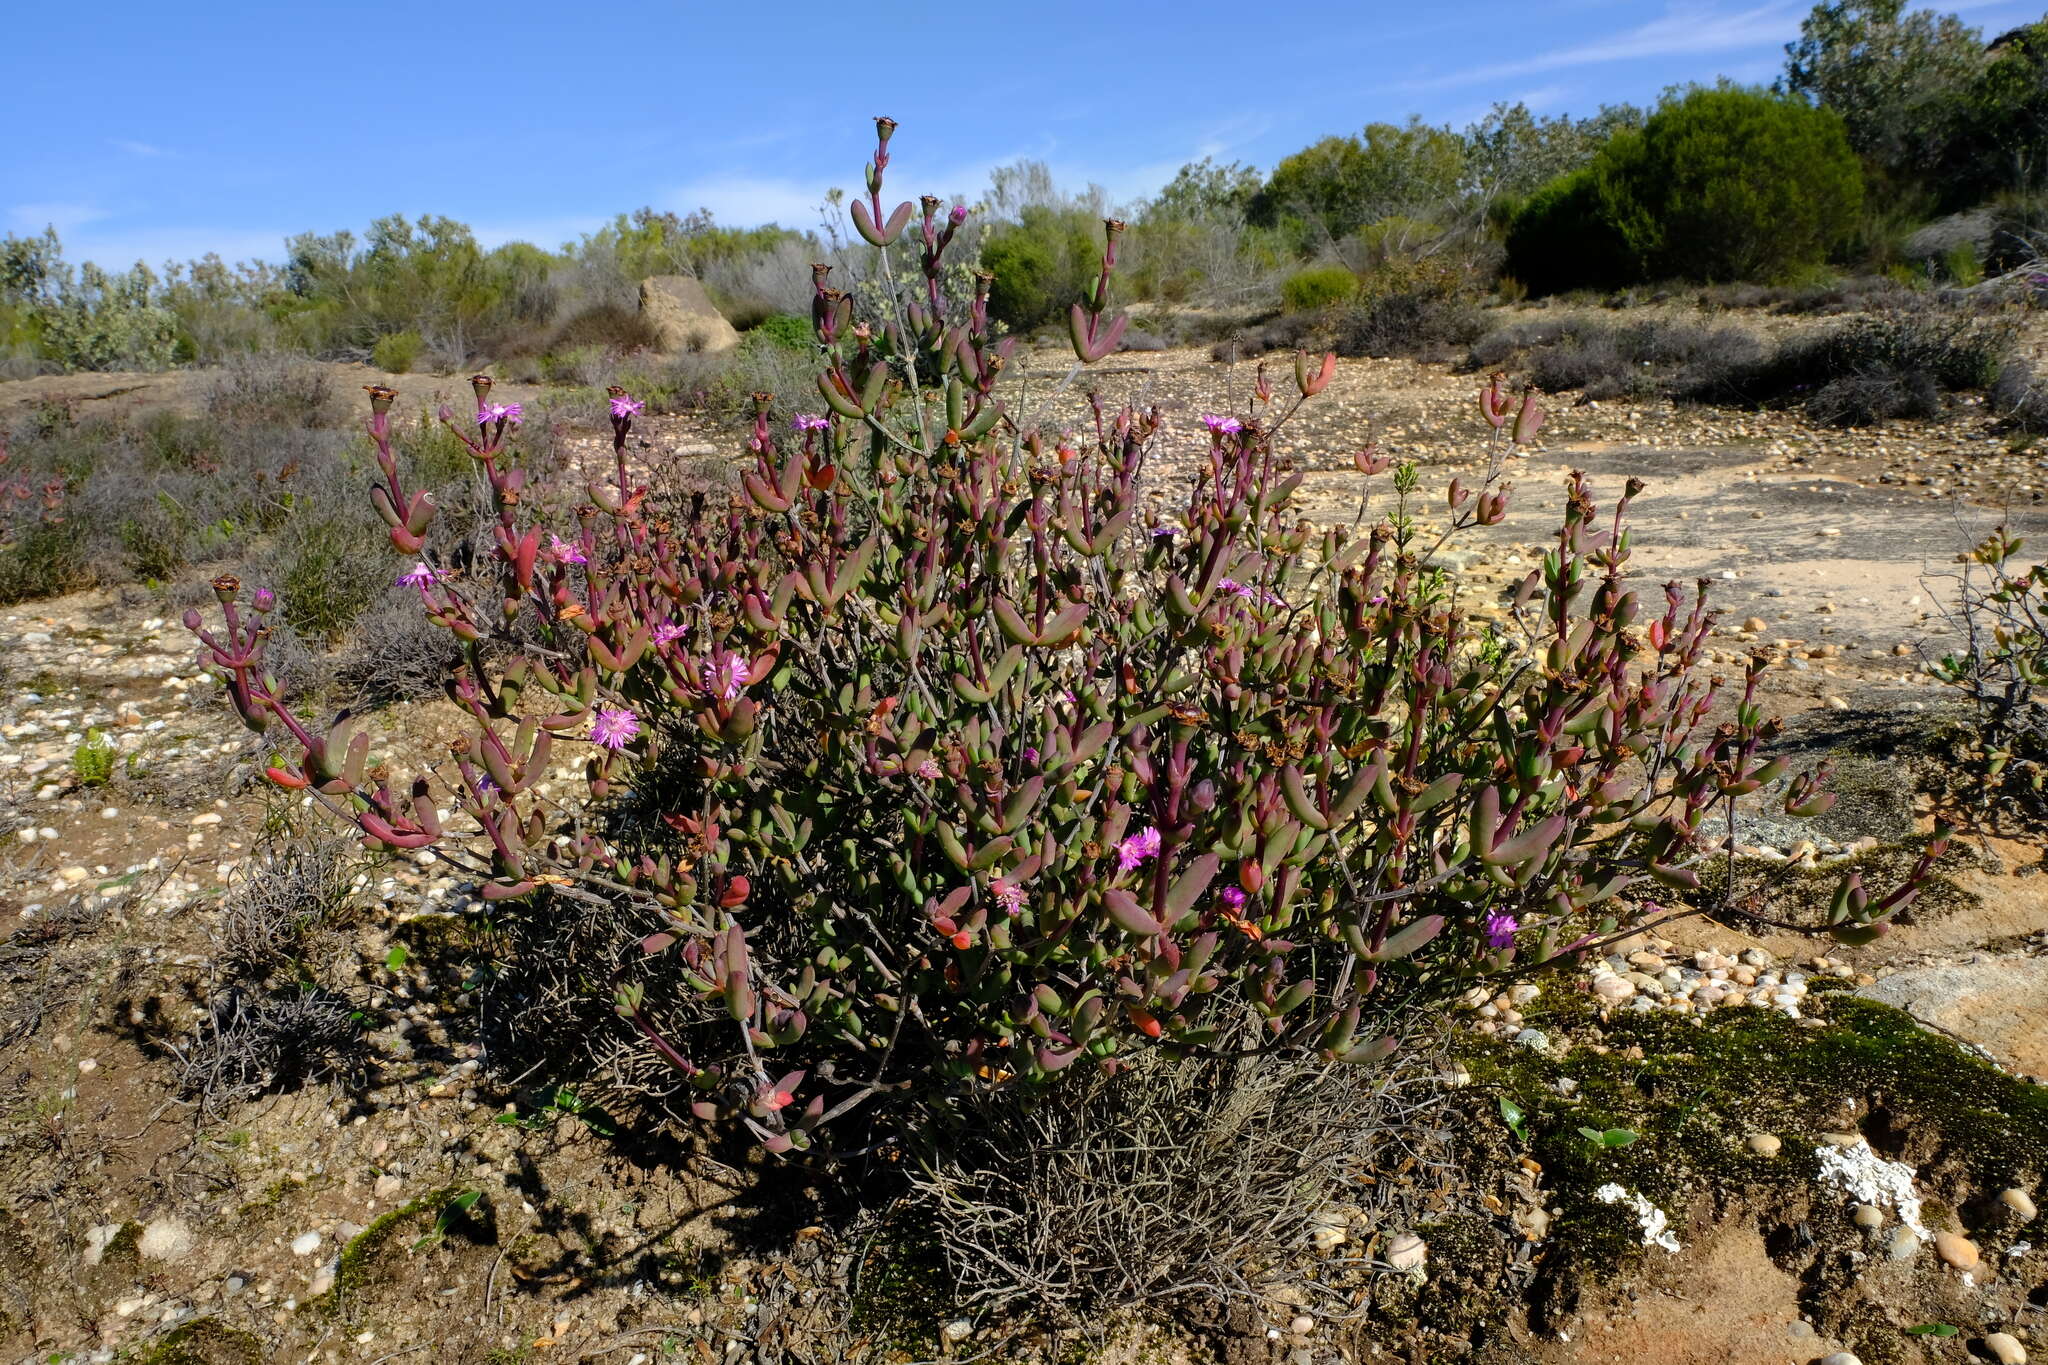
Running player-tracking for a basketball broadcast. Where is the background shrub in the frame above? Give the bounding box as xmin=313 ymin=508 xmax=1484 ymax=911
xmin=1508 ymin=88 xmax=1864 ymax=291
xmin=1279 ymin=264 xmax=1358 ymax=312
xmin=370 ymin=329 xmax=424 ymax=374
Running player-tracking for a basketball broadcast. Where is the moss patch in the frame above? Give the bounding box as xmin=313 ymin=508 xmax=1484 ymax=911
xmin=1463 ymin=995 xmax=2048 ymax=1292
xmin=135 ymin=1318 xmax=263 ymax=1365
xmin=324 ymin=1184 xmax=466 ymax=1318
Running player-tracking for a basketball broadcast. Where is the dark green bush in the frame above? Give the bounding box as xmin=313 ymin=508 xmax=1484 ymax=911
xmin=1279 ymin=265 xmax=1358 ymax=312
xmin=981 ymin=205 xmax=1101 ymax=332
xmin=746 ymin=313 xmax=815 ymax=351
xmin=1508 ymin=88 xmax=1864 ymax=291
xmin=370 ymin=330 xmax=423 ymax=374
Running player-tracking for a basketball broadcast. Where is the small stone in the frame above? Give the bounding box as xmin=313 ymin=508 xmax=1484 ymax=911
xmin=373 ymin=1174 xmax=402 ymax=1200
xmin=1386 ymin=1232 xmax=1427 ymax=1272
xmin=291 ymin=1231 xmax=322 ymax=1256
xmin=1984 ymin=1333 xmax=2027 ymax=1364
xmin=1592 ymin=974 xmax=1635 ymax=1004
xmin=2002 ymin=1188 xmax=2038 ymax=1220
xmin=1889 ymin=1225 xmax=1922 ymax=1261
xmin=1820 ymin=1355 xmax=1863 ymax=1365
xmin=1852 ymin=1204 xmax=1886 ymax=1229
xmin=1745 ymin=1134 xmax=1781 ymax=1156
xmin=941 ymin=1319 xmax=972 ymax=1344
xmin=1288 ymin=1315 xmax=1314 ymax=1336
xmin=1934 ymin=1230 xmax=1979 ymax=1269
xmin=138 ymin=1219 xmax=194 ymax=1262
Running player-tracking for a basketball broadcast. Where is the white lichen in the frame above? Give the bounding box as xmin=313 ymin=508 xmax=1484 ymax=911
xmin=1813 ymin=1138 xmax=1930 ymax=1242
xmin=1594 ymin=1182 xmax=1682 ymax=1252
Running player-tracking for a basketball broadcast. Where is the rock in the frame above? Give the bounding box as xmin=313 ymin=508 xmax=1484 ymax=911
xmin=638 ymin=276 xmax=739 ymax=354
xmin=1385 ymin=1231 xmax=1427 ymax=1272
xmin=1888 ymin=1225 xmax=1922 ymax=1260
xmin=1592 ymin=974 xmax=1635 ymax=1004
xmin=290 ymin=1231 xmax=322 ymax=1256
xmin=373 ymin=1174 xmax=403 ymax=1200
xmin=138 ymin=1219 xmax=194 ymax=1262
xmin=84 ymin=1223 xmax=125 ymax=1265
xmin=1985 ymin=1333 xmax=2028 ymax=1364
xmin=941 ymin=1319 xmax=973 ymax=1344
xmin=1859 ymin=957 xmax=2048 ymax=1078
xmin=1852 ymin=1204 xmax=1886 ymax=1229
xmin=1746 ymin=1133 xmax=1781 ymax=1156
xmin=1934 ymin=1230 xmax=1980 ymax=1269
xmin=1820 ymin=1354 xmax=1864 ymax=1365
xmin=1288 ymin=1315 xmax=1314 ymax=1335
xmin=2002 ymin=1188 xmax=2038 ymax=1220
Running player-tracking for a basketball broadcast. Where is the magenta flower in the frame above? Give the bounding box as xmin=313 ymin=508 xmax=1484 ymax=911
xmin=589 ymin=707 xmax=640 ymax=751
xmin=396 ymin=562 xmax=445 ymax=589
xmin=914 ymin=757 xmax=942 ymax=781
xmin=1022 ymin=746 xmax=1040 ymax=764
xmin=477 ymin=402 xmax=523 ymax=426
xmin=1219 ymin=886 xmax=1247 ymax=911
xmin=609 ymin=394 xmax=644 ymax=419
xmin=790 ymin=413 xmax=830 ymax=432
xmin=652 ymin=619 xmax=689 ymax=646
xmin=990 ymin=877 xmax=1026 ymax=913
xmin=703 ymin=652 xmax=751 ymax=701
xmin=1483 ymin=913 xmax=1519 ymax=950
xmin=548 ymin=534 xmax=587 ymax=565
xmin=252 ymin=587 xmax=276 ymax=611
xmin=1117 ymin=826 xmax=1162 ymax=872
xmin=1200 ymin=414 xmax=1243 ymax=435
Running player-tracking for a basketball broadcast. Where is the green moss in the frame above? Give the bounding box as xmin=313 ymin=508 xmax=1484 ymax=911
xmin=101 ymin=1220 xmax=143 ymax=1268
xmin=324 ymin=1184 xmax=463 ymax=1317
xmin=846 ymin=1206 xmax=945 ymax=1356
xmin=1462 ymin=995 xmax=2048 ymax=1287
xmin=134 ymin=1318 xmax=262 ymax=1365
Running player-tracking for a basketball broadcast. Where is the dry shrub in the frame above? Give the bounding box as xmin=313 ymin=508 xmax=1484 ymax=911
xmin=176 ymin=826 xmax=366 ymax=1115
xmin=902 ymin=1023 xmax=1453 ymax=1324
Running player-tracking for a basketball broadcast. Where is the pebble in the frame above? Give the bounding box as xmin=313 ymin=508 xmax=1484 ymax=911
xmin=1934 ymin=1230 xmax=1980 ymax=1269
xmin=1745 ymin=1134 xmax=1781 ymax=1157
xmin=941 ymin=1319 xmax=973 ymax=1344
xmin=1889 ymin=1225 xmax=1921 ymax=1261
xmin=2002 ymin=1188 xmax=2038 ymax=1220
xmin=138 ymin=1219 xmax=194 ymax=1262
xmin=1385 ymin=1232 xmax=1427 ymax=1272
xmin=1288 ymin=1315 xmax=1314 ymax=1335
xmin=1820 ymin=1355 xmax=1863 ymax=1365
xmin=1985 ymin=1333 xmax=2028 ymax=1364
xmin=1852 ymin=1204 xmax=1886 ymax=1229
xmin=290 ymin=1231 xmax=322 ymax=1256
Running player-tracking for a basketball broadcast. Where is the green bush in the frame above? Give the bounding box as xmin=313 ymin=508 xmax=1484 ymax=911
xmin=981 ymin=204 xmax=1102 ymax=332
xmin=746 ymin=313 xmax=815 ymax=351
xmin=370 ymin=330 xmax=424 ymax=374
xmin=1508 ymin=87 xmax=1864 ymax=291
xmin=1279 ymin=265 xmax=1358 ymax=312
xmin=71 ymin=728 xmax=116 ymax=787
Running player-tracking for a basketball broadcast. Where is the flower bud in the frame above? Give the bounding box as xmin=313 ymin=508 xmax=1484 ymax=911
xmin=469 ymin=374 xmax=495 ymax=406
xmin=362 ymin=383 xmax=397 ymax=414
xmin=874 ymin=115 xmax=897 ymax=145
xmin=211 ymin=573 xmax=241 ymax=604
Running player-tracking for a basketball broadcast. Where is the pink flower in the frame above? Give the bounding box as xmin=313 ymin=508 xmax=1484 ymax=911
xmin=914 ymin=758 xmax=942 ymax=781
xmin=703 ymin=652 xmax=751 ymax=701
xmin=790 ymin=413 xmax=830 ymax=432
xmin=990 ymin=877 xmax=1026 ymax=913
xmin=548 ymin=534 xmax=587 ymax=565
xmin=1022 ymin=746 xmax=1040 ymax=764
xmin=652 ymin=619 xmax=689 ymax=645
xmin=609 ymin=394 xmax=644 ymax=419
xmin=1200 ymin=414 xmax=1242 ymax=435
xmin=1483 ymin=913 xmax=1518 ymax=950
xmin=1219 ymin=886 xmax=1247 ymax=911
xmin=1116 ymin=826 xmax=1162 ymax=872
xmin=477 ymin=402 xmax=523 ymax=426
xmin=589 ymin=707 xmax=641 ymax=751
xmin=396 ymin=562 xmax=445 ymax=589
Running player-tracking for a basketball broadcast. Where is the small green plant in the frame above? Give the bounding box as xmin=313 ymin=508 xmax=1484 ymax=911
xmin=493 ymin=1087 xmax=616 ymax=1136
xmin=747 ymin=312 xmax=815 ymax=351
xmin=1498 ymin=1095 xmax=1529 ymax=1143
xmin=1577 ymin=1125 xmax=1639 ymax=1148
xmin=1280 ymin=264 xmax=1358 ymax=312
xmin=1940 ymin=241 xmax=1983 ymax=286
xmin=1905 ymin=1323 xmax=1960 ymax=1337
xmin=71 ymin=728 xmax=115 ymax=787
xmin=1927 ymin=525 xmax=2048 ymax=814
xmin=370 ymin=329 xmax=424 ymax=374
xmin=411 ymin=1188 xmax=483 ymax=1251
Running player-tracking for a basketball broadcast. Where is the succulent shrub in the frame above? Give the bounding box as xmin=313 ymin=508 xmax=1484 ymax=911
xmin=1928 ymin=525 xmax=2048 ymax=812
xmin=187 ymin=120 xmax=1931 ymax=1155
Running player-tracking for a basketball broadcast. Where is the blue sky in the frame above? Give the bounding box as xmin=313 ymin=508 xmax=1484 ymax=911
xmin=7 ymin=0 xmax=2041 ymax=272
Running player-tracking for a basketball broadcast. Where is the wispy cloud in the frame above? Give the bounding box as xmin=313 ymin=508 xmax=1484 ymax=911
xmin=1395 ymin=2 xmax=1801 ymax=92
xmin=112 ymin=138 xmax=169 ymax=158
xmin=8 ymin=200 xmax=111 ymax=235
xmin=662 ymin=175 xmax=836 ymax=230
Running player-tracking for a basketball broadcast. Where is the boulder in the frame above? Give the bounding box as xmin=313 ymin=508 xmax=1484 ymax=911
xmin=1859 ymin=955 xmax=2048 ymax=1079
xmin=638 ymin=275 xmax=739 ymax=354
